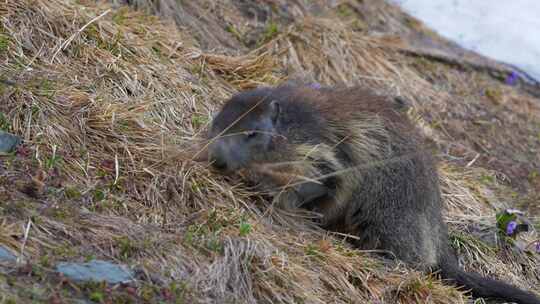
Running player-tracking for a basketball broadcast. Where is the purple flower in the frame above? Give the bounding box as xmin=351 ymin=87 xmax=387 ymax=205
xmin=506 ymin=220 xmax=517 ymax=235
xmin=536 ymin=241 xmax=540 ymax=253
xmin=309 ymin=82 xmax=322 ymax=89
xmin=505 ymin=71 xmax=518 ymax=85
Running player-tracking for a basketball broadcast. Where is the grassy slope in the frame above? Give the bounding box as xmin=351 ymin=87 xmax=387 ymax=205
xmin=0 ymin=0 xmax=539 ymax=303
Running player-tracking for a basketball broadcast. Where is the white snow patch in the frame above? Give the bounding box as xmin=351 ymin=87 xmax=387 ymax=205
xmin=389 ymin=0 xmax=540 ymax=81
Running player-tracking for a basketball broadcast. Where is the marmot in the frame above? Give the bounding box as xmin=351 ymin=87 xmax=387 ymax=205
xmin=206 ymin=84 xmax=540 ymax=304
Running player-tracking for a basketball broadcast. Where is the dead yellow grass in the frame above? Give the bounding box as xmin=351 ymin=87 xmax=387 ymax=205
xmin=0 ymin=0 xmax=538 ymax=303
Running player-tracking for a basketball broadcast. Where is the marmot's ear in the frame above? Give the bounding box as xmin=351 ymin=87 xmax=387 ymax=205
xmin=269 ymin=100 xmax=280 ymax=123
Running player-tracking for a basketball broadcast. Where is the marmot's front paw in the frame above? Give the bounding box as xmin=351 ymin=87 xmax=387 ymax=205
xmin=237 ymin=168 xmax=282 ymax=194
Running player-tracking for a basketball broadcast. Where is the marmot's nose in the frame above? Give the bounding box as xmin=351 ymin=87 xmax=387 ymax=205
xmin=211 ymin=156 xmax=228 ymax=171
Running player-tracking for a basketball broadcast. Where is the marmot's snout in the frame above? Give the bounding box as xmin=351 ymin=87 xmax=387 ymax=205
xmin=208 ymin=145 xmax=229 ymax=172
xmin=210 ymin=154 xmax=228 ymax=171
xmin=208 ymin=141 xmax=245 ymax=173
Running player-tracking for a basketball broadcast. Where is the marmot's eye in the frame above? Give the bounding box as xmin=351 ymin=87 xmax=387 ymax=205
xmin=245 ymin=130 xmax=258 ymax=139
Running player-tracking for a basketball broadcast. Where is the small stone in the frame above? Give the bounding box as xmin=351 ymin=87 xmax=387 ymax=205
xmin=0 ymin=131 xmax=21 ymax=153
xmin=56 ymin=260 xmax=133 ymax=284
xmin=0 ymin=246 xmax=17 ymax=262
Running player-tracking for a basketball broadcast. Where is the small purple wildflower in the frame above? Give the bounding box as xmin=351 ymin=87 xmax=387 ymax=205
xmin=506 ymin=220 xmax=518 ymax=235
xmin=536 ymin=241 xmax=540 ymax=253
xmin=309 ymin=82 xmax=322 ymax=89
xmin=505 ymin=71 xmax=518 ymax=86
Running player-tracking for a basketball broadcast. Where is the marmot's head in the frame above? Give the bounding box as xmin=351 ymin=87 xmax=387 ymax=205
xmin=208 ymin=88 xmax=282 ymax=173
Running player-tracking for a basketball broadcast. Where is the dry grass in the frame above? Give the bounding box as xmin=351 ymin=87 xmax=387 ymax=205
xmin=0 ymin=0 xmax=538 ymax=303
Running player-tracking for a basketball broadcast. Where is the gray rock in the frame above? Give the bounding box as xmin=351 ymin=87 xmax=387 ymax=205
xmin=0 ymin=131 xmax=21 ymax=153
xmin=56 ymin=260 xmax=133 ymax=284
xmin=0 ymin=246 xmax=17 ymax=262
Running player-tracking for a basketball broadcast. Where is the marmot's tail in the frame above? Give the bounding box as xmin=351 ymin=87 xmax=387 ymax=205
xmin=439 ymin=260 xmax=540 ymax=304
